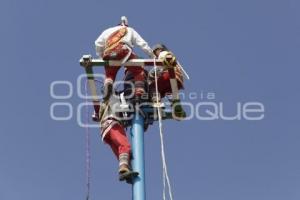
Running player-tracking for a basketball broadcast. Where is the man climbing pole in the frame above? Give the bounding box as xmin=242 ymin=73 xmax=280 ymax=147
xmin=95 ymin=16 xmax=155 ymax=103
xmin=93 ymin=91 xmax=138 ymax=183
xmin=149 ymin=43 xmax=186 ymax=119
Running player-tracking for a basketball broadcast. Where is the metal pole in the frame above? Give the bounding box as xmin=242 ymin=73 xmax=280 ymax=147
xmin=130 ymin=109 xmax=146 ymax=200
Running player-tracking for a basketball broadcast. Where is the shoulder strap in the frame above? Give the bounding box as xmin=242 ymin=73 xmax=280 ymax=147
xmin=105 ymin=27 xmax=128 ymax=50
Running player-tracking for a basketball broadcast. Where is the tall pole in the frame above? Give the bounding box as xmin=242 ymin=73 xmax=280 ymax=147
xmin=130 ymin=108 xmax=146 ymax=200
xmin=79 ymin=55 xmax=166 ymax=200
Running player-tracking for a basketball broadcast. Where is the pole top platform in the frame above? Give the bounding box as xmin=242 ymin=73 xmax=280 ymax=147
xmin=79 ymin=54 xmax=164 ymax=68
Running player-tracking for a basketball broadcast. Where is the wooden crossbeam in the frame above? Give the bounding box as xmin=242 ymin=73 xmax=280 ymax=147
xmin=79 ymin=55 xmax=164 ymax=67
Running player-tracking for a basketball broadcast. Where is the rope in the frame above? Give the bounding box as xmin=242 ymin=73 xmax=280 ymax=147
xmin=153 ymin=59 xmax=174 ymax=200
xmin=84 ymin=80 xmax=91 ymax=200
xmin=84 ymin=78 xmax=104 ymax=200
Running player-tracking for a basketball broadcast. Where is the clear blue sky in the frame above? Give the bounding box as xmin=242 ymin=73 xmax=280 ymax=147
xmin=0 ymin=0 xmax=299 ymax=199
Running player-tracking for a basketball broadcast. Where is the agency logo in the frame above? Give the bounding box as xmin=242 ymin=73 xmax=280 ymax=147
xmin=49 ymin=74 xmax=265 ymax=127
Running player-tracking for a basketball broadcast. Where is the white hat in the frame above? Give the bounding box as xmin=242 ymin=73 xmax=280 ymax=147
xmin=121 ymin=16 xmax=128 ymax=26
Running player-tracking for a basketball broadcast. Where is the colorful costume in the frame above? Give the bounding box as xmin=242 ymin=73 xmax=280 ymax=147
xmin=95 ymin=16 xmax=154 ymax=100
xmin=149 ymin=44 xmax=186 ymax=119
xmin=97 ymin=93 xmax=137 ymax=182
xmin=149 ymin=53 xmax=184 ymax=97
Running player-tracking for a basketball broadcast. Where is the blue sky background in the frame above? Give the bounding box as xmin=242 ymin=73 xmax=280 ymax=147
xmin=0 ymin=0 xmax=299 ymax=199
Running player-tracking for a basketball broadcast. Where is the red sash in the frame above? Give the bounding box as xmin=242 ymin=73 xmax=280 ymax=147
xmin=103 ymin=27 xmax=128 ymax=60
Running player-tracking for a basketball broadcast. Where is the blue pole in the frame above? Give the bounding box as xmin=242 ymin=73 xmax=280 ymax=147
xmin=130 ymin=110 xmax=146 ymax=200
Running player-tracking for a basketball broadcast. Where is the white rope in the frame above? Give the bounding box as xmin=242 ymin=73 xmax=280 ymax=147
xmin=154 ymin=59 xmax=174 ymax=200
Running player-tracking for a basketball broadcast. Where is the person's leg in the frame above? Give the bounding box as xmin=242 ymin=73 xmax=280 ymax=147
xmin=159 ymin=71 xmax=184 ymax=96
xmin=102 ymin=44 xmax=130 ymax=101
xmin=103 ymin=123 xmax=138 ymax=182
xmin=125 ymin=53 xmax=146 ymax=97
xmin=132 ymin=67 xmax=146 ymax=96
xmin=103 ymin=66 xmax=120 ymax=101
xmin=158 ymin=72 xmax=172 ymax=98
xmin=151 ymin=71 xmax=186 ymax=119
xmin=103 ymin=123 xmax=131 ymax=161
xmin=103 ymin=123 xmax=131 ymax=174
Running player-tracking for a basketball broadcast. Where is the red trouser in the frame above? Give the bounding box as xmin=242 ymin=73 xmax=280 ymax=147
xmin=150 ymin=71 xmax=183 ymax=98
xmin=104 ymin=49 xmax=145 ymax=95
xmin=103 ymin=123 xmax=131 ymax=160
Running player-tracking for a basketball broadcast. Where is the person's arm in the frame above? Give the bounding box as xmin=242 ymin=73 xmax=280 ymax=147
xmin=132 ymin=29 xmax=155 ymax=58
xmin=95 ymin=31 xmax=106 ymax=58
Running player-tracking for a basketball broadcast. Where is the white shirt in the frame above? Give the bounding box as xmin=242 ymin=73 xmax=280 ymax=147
xmin=95 ymin=25 xmax=154 ymax=58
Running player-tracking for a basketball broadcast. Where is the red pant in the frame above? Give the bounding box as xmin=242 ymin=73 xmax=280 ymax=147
xmin=104 ymin=50 xmax=145 ymax=95
xmin=103 ymin=123 xmax=131 ymax=160
xmin=150 ymin=71 xmax=183 ymax=98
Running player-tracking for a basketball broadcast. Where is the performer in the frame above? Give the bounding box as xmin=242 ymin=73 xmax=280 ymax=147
xmin=93 ymin=93 xmax=138 ymax=183
xmin=95 ymin=16 xmax=154 ymax=101
xmin=149 ymin=44 xmax=186 ymax=119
